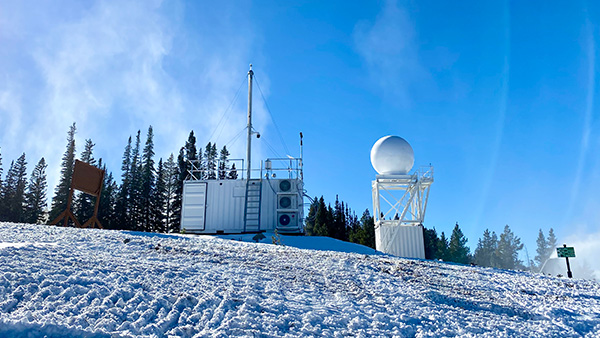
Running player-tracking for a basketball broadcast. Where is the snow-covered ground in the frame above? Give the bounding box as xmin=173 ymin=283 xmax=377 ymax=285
xmin=1 ymin=223 xmax=599 ymax=337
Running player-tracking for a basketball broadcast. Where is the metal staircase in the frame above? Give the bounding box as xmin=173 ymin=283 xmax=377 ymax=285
xmin=243 ymin=179 xmax=262 ymax=232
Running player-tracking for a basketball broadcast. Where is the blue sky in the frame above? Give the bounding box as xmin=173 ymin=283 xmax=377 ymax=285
xmin=1 ymin=0 xmax=599 ymax=271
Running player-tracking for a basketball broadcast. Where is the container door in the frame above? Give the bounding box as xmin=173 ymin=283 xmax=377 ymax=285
xmin=181 ymin=182 xmax=207 ymax=231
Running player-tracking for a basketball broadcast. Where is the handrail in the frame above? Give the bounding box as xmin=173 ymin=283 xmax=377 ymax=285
xmin=185 ymin=157 xmax=303 ymax=181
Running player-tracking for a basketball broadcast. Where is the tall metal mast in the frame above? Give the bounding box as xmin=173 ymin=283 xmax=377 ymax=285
xmin=246 ymin=64 xmax=254 ymax=180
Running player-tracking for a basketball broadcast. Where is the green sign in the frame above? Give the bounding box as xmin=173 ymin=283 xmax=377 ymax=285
xmin=557 ymin=247 xmax=576 ymax=258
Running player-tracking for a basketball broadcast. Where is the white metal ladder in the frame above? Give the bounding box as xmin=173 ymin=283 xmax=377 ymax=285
xmin=243 ymin=179 xmax=262 ymax=232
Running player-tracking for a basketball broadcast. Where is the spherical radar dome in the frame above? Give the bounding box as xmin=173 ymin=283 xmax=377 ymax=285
xmin=370 ymin=135 xmax=414 ymax=175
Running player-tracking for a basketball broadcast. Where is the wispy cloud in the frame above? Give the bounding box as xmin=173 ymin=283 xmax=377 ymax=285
xmin=32 ymin=0 xmax=184 ymax=154
xmin=0 ymin=82 xmax=23 ymax=147
xmin=353 ymin=0 xmax=427 ymax=104
xmin=0 ymin=0 xmax=266 ymax=195
xmin=565 ymin=19 xmax=596 ymax=223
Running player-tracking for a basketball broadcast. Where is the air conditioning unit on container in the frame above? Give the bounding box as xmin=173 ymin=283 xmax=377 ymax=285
xmin=277 ymin=194 xmax=297 ymax=210
xmin=277 ymin=212 xmax=297 ymax=228
xmin=278 ymin=179 xmax=293 ymax=192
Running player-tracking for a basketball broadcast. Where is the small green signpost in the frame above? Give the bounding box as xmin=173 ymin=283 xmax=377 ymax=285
xmin=557 ymin=244 xmax=575 ymax=278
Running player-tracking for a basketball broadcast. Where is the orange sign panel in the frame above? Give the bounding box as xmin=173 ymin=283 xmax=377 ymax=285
xmin=72 ymin=160 xmax=104 ymax=196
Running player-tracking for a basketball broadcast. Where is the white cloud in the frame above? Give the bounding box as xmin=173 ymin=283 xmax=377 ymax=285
xmin=0 ymin=0 xmax=269 ymax=195
xmin=353 ymin=0 xmax=427 ymax=104
xmin=0 ymin=82 xmax=23 ymax=149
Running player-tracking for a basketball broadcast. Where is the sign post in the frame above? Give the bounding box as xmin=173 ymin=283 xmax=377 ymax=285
xmin=50 ymin=160 xmax=105 ymax=229
xmin=556 ymin=244 xmax=576 ymax=278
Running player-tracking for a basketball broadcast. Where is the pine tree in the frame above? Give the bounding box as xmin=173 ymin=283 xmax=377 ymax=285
xmin=1 ymin=160 xmax=15 ymax=222
xmin=313 ymin=196 xmax=329 ymax=236
xmin=228 ymin=163 xmax=238 ymax=179
xmin=358 ymin=209 xmax=375 ymax=249
xmin=218 ymin=146 xmax=230 ymax=180
xmin=304 ymin=197 xmax=318 ymax=235
xmin=171 ymin=148 xmax=186 ymax=232
xmin=495 ymin=225 xmax=524 ymax=270
xmin=98 ymin=159 xmax=118 ymax=230
xmin=546 ymin=228 xmax=557 ymax=258
xmin=331 ymin=196 xmax=347 ymax=240
xmin=448 ymin=222 xmax=470 ymax=264
xmin=437 ymin=232 xmax=450 ymax=261
xmin=185 ymin=131 xmax=198 ymax=179
xmin=24 ymin=158 xmax=48 ymax=224
xmin=196 ymin=145 xmax=204 ymax=179
xmin=153 ymin=158 xmax=167 ymax=233
xmin=2 ymin=154 xmax=28 ymax=222
xmin=326 ymin=204 xmax=335 ymax=237
xmin=534 ymin=229 xmax=548 ymax=271
xmin=345 ymin=206 xmax=360 ymax=243
xmin=14 ymin=153 xmax=28 ymax=223
xmin=0 ymin=160 xmax=16 ymax=221
xmin=211 ymin=143 xmax=217 ymax=176
xmin=473 ymin=229 xmax=498 ymax=267
xmin=129 ymin=130 xmax=143 ymax=231
xmin=341 ymin=201 xmax=349 ymax=241
xmin=75 ymin=139 xmax=96 ymax=222
xmin=49 ymin=123 xmax=76 ymax=224
xmin=140 ymin=126 xmax=156 ymax=232
xmin=185 ymin=131 xmax=198 ymax=161
xmin=204 ymin=142 xmax=217 ymax=179
xmin=423 ymin=227 xmax=440 ymax=260
xmin=115 ymin=136 xmax=132 ymax=230
xmin=164 ymin=154 xmax=178 ymax=232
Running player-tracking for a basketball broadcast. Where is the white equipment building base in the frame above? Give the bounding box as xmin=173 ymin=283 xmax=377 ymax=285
xmin=372 ymin=167 xmax=433 ymax=259
xmin=375 ymin=224 xmax=425 ymax=259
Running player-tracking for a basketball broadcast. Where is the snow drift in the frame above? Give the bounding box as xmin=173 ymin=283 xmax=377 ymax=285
xmin=1 ymin=222 xmax=599 ymax=337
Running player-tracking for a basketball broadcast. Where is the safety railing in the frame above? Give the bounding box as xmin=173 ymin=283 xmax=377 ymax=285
xmin=185 ymin=157 xmax=303 ymax=181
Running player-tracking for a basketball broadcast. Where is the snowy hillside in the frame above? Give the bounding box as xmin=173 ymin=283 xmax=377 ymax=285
xmin=1 ymin=223 xmax=599 ymax=337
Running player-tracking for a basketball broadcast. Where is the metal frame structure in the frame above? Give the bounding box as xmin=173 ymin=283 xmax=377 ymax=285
xmin=372 ymin=166 xmax=433 ymax=257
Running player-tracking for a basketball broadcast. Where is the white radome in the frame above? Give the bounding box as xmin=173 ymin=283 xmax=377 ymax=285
xmin=370 ymin=135 xmax=414 ymax=175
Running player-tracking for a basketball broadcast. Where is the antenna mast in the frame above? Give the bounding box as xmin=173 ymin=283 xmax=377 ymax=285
xmin=246 ymin=64 xmax=254 ymax=179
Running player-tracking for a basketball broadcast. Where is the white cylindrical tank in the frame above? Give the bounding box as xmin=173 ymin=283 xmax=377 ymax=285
xmin=370 ymin=135 xmax=414 ymax=175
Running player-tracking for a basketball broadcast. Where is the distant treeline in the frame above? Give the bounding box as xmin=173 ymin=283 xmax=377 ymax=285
xmin=303 ymin=196 xmax=590 ymax=276
xmin=304 ymin=196 xmax=376 ymax=249
xmin=0 ymin=123 xmax=235 ymax=233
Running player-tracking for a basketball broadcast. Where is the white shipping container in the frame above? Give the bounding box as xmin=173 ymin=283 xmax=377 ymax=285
xmin=181 ymin=177 xmax=304 ymax=234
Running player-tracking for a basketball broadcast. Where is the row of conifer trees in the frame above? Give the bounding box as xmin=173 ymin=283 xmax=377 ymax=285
xmin=0 ymin=153 xmax=48 ymax=224
xmin=0 ymin=123 xmax=235 ymax=233
xmin=304 ymin=196 xmax=376 ymax=249
xmin=423 ymin=223 xmax=527 ymax=269
xmin=303 ymin=194 xmax=562 ymax=272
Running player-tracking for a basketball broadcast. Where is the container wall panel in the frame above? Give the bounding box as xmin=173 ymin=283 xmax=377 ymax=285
xmin=260 ymin=179 xmax=278 ymax=230
xmin=204 ymin=180 xmax=245 ymax=232
xmin=181 ymin=182 xmax=207 ymax=231
xmin=375 ymin=224 xmax=425 ymax=259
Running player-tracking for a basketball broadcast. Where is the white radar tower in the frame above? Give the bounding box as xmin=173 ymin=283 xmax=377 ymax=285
xmin=370 ymin=135 xmax=433 ymax=259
